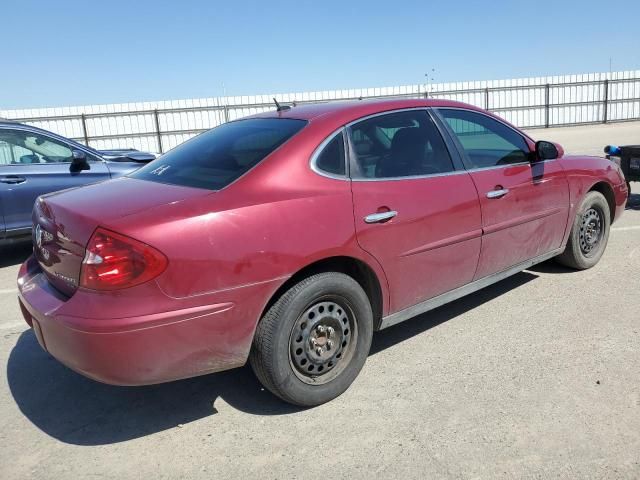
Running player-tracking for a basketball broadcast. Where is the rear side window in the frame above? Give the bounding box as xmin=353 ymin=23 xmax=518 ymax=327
xmin=438 ymin=109 xmax=530 ymax=168
xmin=348 ymin=110 xmax=454 ymax=179
xmin=131 ymin=118 xmax=307 ymax=190
xmin=314 ymin=132 xmax=346 ymax=176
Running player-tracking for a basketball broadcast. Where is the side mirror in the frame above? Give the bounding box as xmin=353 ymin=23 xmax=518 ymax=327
xmin=535 ymin=140 xmax=561 ymax=161
xmin=70 ymin=150 xmax=90 ymax=172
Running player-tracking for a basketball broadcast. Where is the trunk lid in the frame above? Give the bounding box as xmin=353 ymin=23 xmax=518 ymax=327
xmin=32 ymin=177 xmax=210 ymax=296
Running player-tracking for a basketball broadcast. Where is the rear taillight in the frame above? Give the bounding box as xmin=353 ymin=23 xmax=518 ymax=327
xmin=80 ymin=228 xmax=167 ymax=291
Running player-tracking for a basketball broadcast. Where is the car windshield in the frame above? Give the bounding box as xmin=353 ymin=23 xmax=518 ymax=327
xmin=131 ymin=118 xmax=307 ymax=190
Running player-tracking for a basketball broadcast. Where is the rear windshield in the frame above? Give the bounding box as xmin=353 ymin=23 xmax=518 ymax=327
xmin=131 ymin=118 xmax=307 ymax=190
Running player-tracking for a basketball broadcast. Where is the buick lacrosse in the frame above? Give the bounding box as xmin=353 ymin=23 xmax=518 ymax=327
xmin=17 ymin=99 xmax=627 ymax=406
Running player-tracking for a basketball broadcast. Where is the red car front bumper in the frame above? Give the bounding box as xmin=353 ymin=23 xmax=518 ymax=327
xmin=614 ymin=180 xmax=628 ymax=221
xmin=17 ymin=255 xmax=271 ymax=385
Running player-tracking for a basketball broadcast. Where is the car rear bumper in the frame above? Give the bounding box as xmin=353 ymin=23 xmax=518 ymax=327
xmin=17 ymin=255 xmax=269 ymax=386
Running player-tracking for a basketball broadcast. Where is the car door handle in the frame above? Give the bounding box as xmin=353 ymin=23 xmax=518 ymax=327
xmin=486 ymin=188 xmax=509 ymax=199
xmin=364 ymin=211 xmax=397 ymax=224
xmin=0 ymin=175 xmax=26 ymax=184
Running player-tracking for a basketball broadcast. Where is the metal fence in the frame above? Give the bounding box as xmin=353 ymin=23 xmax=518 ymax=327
xmin=2 ymin=70 xmax=639 ymax=154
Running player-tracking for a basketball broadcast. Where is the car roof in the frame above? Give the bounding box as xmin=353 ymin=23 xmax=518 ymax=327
xmin=248 ymin=98 xmax=485 ymax=124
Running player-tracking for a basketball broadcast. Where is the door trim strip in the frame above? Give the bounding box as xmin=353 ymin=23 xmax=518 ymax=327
xmin=379 ymin=247 xmax=564 ymax=330
xmin=482 ymin=207 xmax=565 ymax=235
xmin=400 ymin=229 xmax=482 ymax=257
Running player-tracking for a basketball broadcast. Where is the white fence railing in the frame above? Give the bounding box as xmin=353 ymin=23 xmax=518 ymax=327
xmin=2 ymin=70 xmax=639 ymax=154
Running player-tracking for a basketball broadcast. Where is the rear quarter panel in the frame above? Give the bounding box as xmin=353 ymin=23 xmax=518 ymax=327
xmin=105 ymin=124 xmax=391 ymax=316
xmin=47 ymin=133 xmax=391 ymax=374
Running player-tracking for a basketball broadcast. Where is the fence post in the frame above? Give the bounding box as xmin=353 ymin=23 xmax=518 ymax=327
xmin=544 ymin=84 xmax=550 ymax=128
xmin=153 ymin=109 xmax=163 ymax=153
xmin=602 ymin=79 xmax=609 ymax=124
xmin=484 ymin=87 xmax=489 ymax=110
xmin=223 ymin=105 xmax=230 ymax=123
xmin=80 ymin=114 xmax=89 ymax=146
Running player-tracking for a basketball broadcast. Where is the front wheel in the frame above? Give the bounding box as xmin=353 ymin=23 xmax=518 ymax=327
xmin=556 ymin=191 xmax=611 ymax=270
xmin=250 ymin=272 xmax=373 ymax=406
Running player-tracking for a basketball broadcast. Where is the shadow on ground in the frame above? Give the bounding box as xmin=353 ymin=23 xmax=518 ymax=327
xmin=527 ymin=260 xmax=575 ymax=275
xmin=7 ymin=271 xmax=538 ymax=446
xmin=0 ymin=243 xmax=32 ymax=268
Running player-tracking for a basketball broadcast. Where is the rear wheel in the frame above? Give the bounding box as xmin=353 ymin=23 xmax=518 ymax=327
xmin=556 ymin=191 xmax=610 ymax=270
xmin=250 ymin=272 xmax=373 ymax=406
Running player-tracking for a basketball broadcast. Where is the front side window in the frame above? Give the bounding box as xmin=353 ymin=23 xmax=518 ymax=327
xmin=348 ymin=110 xmax=454 ymax=179
xmin=314 ymin=131 xmax=346 ymax=176
xmin=131 ymin=118 xmax=307 ymax=190
xmin=0 ymin=129 xmax=74 ymax=165
xmin=438 ymin=109 xmax=530 ymax=168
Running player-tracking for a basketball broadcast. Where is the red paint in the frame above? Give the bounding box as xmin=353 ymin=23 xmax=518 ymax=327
xmin=351 ymin=173 xmax=482 ymax=312
xmin=17 ymin=99 xmax=628 ymax=386
xmin=470 ymin=160 xmax=570 ymax=278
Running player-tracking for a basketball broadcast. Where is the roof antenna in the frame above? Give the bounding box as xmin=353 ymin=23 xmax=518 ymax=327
xmin=273 ymin=97 xmax=291 ymax=112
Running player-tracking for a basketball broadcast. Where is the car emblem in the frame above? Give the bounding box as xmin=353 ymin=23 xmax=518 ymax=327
xmin=54 ymin=272 xmax=77 ymax=286
xmin=34 ymin=224 xmax=54 ymax=260
xmin=35 ymin=224 xmax=43 ymax=249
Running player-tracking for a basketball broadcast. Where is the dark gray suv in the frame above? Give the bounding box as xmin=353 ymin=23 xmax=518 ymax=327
xmin=0 ymin=120 xmax=155 ymax=245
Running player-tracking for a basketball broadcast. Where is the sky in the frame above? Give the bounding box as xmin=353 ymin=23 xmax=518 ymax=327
xmin=1 ymin=0 xmax=639 ymax=110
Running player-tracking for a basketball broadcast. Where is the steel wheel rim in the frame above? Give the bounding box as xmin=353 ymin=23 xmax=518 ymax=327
xmin=289 ymin=298 xmax=357 ymax=385
xmin=579 ymin=207 xmax=603 ymax=256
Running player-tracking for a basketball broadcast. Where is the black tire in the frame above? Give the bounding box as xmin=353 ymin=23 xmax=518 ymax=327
xmin=250 ymin=272 xmax=373 ymax=406
xmin=555 ymin=191 xmax=610 ymax=270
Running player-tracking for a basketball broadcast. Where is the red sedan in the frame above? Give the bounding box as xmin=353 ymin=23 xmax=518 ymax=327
xmin=17 ymin=99 xmax=628 ymax=406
